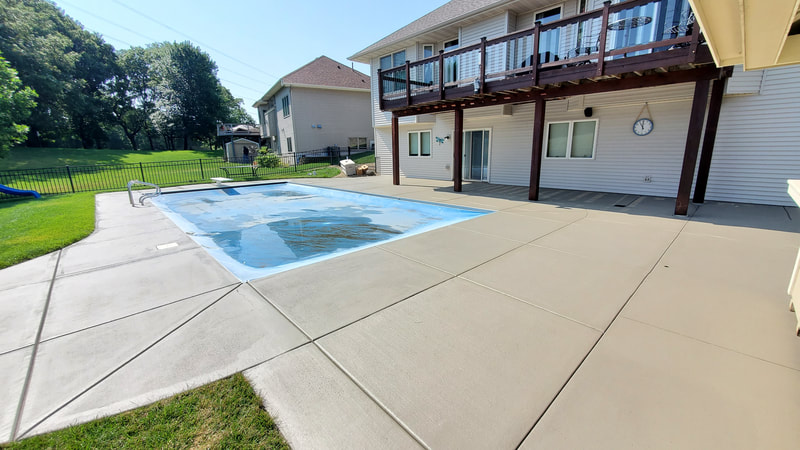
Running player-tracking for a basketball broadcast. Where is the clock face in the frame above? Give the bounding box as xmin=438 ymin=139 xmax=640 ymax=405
xmin=633 ymin=118 xmax=654 ymax=136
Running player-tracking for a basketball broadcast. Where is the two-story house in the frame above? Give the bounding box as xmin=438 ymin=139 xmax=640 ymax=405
xmin=253 ymin=56 xmax=373 ymax=155
xmin=349 ymin=0 xmax=800 ymax=215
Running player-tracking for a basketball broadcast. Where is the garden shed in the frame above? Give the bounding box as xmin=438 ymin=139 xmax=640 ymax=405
xmin=224 ymin=138 xmax=259 ymax=163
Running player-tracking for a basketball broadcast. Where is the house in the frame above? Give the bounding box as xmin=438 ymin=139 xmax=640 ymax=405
xmin=252 ymin=56 xmax=373 ymax=156
xmin=349 ymin=0 xmax=800 ymax=214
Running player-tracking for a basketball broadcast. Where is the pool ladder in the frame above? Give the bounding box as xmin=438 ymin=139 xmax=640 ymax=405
xmin=127 ymin=180 xmax=161 ymax=206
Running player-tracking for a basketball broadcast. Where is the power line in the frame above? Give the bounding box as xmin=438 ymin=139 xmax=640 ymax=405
xmin=111 ymin=0 xmax=280 ymax=80
xmin=57 ymin=0 xmax=270 ymax=87
xmin=57 ymin=0 xmax=154 ymax=43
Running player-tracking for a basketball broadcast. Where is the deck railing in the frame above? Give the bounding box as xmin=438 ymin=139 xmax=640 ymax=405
xmin=378 ymin=0 xmax=702 ymax=110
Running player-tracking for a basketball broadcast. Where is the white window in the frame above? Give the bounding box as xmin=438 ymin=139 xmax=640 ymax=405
xmin=287 ymin=137 xmax=293 ymax=153
xmin=282 ymin=96 xmax=290 ymax=118
xmin=408 ymin=131 xmax=431 ymax=157
xmin=544 ymin=120 xmax=598 ymax=159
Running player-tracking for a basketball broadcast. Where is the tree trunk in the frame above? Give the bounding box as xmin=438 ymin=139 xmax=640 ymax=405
xmin=183 ymin=133 xmax=189 ymax=150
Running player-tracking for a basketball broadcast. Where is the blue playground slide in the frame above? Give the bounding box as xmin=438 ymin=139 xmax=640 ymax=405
xmin=0 ymin=183 xmax=41 ymax=199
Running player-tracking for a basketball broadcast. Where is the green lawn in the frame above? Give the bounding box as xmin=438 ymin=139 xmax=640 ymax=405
xmin=0 ymin=147 xmax=222 ymax=170
xmin=351 ymin=151 xmax=376 ymax=164
xmin=0 ymin=193 xmax=96 ymax=269
xmin=6 ymin=374 xmax=289 ymax=449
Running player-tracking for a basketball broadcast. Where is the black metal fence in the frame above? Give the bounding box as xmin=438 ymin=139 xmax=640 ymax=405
xmin=0 ymin=148 xmax=375 ymax=200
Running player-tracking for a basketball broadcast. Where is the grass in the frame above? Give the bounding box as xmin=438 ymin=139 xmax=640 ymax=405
xmin=0 ymin=193 xmax=96 ymax=269
xmin=0 ymin=148 xmax=351 ymax=195
xmin=5 ymin=373 xmax=289 ymax=449
xmin=0 ymin=147 xmax=222 ymax=170
xmin=351 ymin=151 xmax=376 ymax=164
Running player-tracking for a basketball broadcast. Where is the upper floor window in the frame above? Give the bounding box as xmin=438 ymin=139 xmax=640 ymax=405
xmin=282 ymin=96 xmax=290 ymax=118
xmin=380 ymin=50 xmax=406 ymax=92
xmin=535 ymin=6 xmax=563 ymax=64
xmin=443 ymin=39 xmax=459 ymax=83
xmin=544 ymin=120 xmax=597 ymax=159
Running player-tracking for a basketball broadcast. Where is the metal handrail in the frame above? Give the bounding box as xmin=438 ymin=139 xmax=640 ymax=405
xmin=127 ymin=180 xmax=161 ymax=207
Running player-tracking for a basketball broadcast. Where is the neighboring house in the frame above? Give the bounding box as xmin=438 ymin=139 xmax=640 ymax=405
xmin=252 ymin=56 xmax=373 ymax=155
xmin=349 ymin=0 xmax=800 ymax=213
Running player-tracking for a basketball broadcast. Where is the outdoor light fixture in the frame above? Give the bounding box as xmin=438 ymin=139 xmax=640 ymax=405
xmin=435 ymin=135 xmax=451 ymax=144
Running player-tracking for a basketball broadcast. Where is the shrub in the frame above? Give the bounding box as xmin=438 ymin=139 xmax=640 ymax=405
xmin=256 ymin=148 xmax=281 ymax=168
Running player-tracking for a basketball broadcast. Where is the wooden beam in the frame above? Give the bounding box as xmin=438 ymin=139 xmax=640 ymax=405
xmin=596 ymin=1 xmax=611 ymax=77
xmin=674 ymin=80 xmax=710 ymax=215
xmin=453 ymin=107 xmax=463 ymax=192
xmin=479 ymin=37 xmax=487 ymax=94
xmin=438 ymin=50 xmax=445 ymax=100
xmin=391 ymin=113 xmax=400 ymax=185
xmin=405 ymin=60 xmax=411 ymax=107
xmin=392 ymin=66 xmax=728 ymax=117
xmin=532 ymin=22 xmax=541 ymax=86
xmin=693 ymin=76 xmax=728 ymax=203
xmin=529 ymin=97 xmax=546 ymax=201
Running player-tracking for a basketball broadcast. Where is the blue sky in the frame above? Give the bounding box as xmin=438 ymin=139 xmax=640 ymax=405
xmin=53 ymin=0 xmax=450 ymax=118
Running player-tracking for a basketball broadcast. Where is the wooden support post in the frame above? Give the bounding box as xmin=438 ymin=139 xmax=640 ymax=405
xmin=391 ymin=113 xmax=400 ymax=185
xmin=693 ymin=77 xmax=727 ymax=203
xmin=404 ymin=60 xmax=411 ymax=107
xmin=674 ymin=80 xmax=710 ymax=215
xmin=377 ymin=68 xmax=384 ymax=111
xmin=453 ymin=107 xmax=463 ymax=192
xmin=596 ymin=1 xmax=611 ymax=77
xmin=532 ymin=22 xmax=541 ymax=86
xmin=438 ymin=50 xmax=445 ymax=100
xmin=529 ymin=96 xmax=546 ymax=201
xmin=479 ymin=37 xmax=487 ymax=94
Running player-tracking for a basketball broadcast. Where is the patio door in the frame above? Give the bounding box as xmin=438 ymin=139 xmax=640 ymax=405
xmin=462 ymin=130 xmax=490 ymax=181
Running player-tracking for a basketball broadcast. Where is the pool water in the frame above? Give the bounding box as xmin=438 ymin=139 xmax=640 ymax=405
xmin=152 ymin=183 xmax=488 ymax=280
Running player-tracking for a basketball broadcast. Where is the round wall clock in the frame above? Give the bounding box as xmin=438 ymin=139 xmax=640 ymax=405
xmin=633 ymin=118 xmax=654 ymax=136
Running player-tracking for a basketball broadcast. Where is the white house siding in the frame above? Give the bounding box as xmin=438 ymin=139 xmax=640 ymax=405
xmin=275 ymin=87 xmax=295 ymax=155
xmin=375 ymin=117 xmax=455 ymax=181
xmin=289 ymin=87 xmax=372 ymax=152
xmin=705 ymin=65 xmax=800 ymax=205
xmin=725 ymin=65 xmax=764 ymax=95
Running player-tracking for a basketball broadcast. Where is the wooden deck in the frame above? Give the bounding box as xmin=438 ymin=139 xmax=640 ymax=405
xmin=378 ymin=0 xmax=716 ymax=115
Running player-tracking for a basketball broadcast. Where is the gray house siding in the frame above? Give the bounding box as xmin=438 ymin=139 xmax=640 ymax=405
xmin=291 ymin=87 xmax=372 ymax=152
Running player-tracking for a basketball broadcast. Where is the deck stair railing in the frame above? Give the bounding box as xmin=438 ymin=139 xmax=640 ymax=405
xmin=378 ymin=0 xmax=700 ymax=110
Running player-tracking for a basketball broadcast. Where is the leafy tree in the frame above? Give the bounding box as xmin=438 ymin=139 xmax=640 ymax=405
xmin=0 ymin=52 xmax=37 ymax=157
xmin=220 ymin=86 xmax=256 ymax=124
xmin=110 ymin=48 xmax=154 ymax=150
xmin=0 ymin=0 xmax=116 ymax=148
xmin=147 ymin=42 xmax=225 ymax=150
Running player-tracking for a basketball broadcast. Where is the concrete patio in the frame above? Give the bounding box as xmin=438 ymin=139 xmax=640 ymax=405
xmin=1 ymin=176 xmax=800 ymax=448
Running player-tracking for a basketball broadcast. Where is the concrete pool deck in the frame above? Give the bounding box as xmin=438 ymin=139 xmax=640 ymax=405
xmin=1 ymin=176 xmax=800 ymax=448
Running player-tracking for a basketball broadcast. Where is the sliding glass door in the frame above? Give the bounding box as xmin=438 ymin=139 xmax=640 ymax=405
xmin=463 ymin=130 xmax=490 ymax=181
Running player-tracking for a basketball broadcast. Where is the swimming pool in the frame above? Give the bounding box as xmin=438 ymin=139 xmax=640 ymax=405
xmin=152 ymin=183 xmax=488 ymax=280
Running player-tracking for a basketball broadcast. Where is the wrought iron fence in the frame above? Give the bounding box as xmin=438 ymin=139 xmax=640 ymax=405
xmin=0 ymin=148 xmax=375 ymax=200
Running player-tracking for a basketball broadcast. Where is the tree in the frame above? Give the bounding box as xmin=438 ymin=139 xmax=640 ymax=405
xmin=219 ymin=86 xmax=256 ymax=124
xmin=110 ymin=48 xmax=154 ymax=150
xmin=0 ymin=52 xmax=37 ymax=157
xmin=147 ymin=42 xmax=225 ymax=150
xmin=0 ymin=0 xmax=116 ymax=148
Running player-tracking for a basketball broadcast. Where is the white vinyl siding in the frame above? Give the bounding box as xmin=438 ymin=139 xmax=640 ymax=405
xmin=704 ymin=65 xmax=800 ymax=205
xmin=725 ymin=65 xmax=765 ymax=95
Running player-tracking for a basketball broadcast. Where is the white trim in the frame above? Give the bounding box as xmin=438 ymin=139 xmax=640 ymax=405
xmin=462 ymin=128 xmax=492 ymax=182
xmin=408 ymin=130 xmax=433 ymax=157
xmin=533 ymin=3 xmax=564 ymax=25
xmin=543 ymin=119 xmax=598 ymax=160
